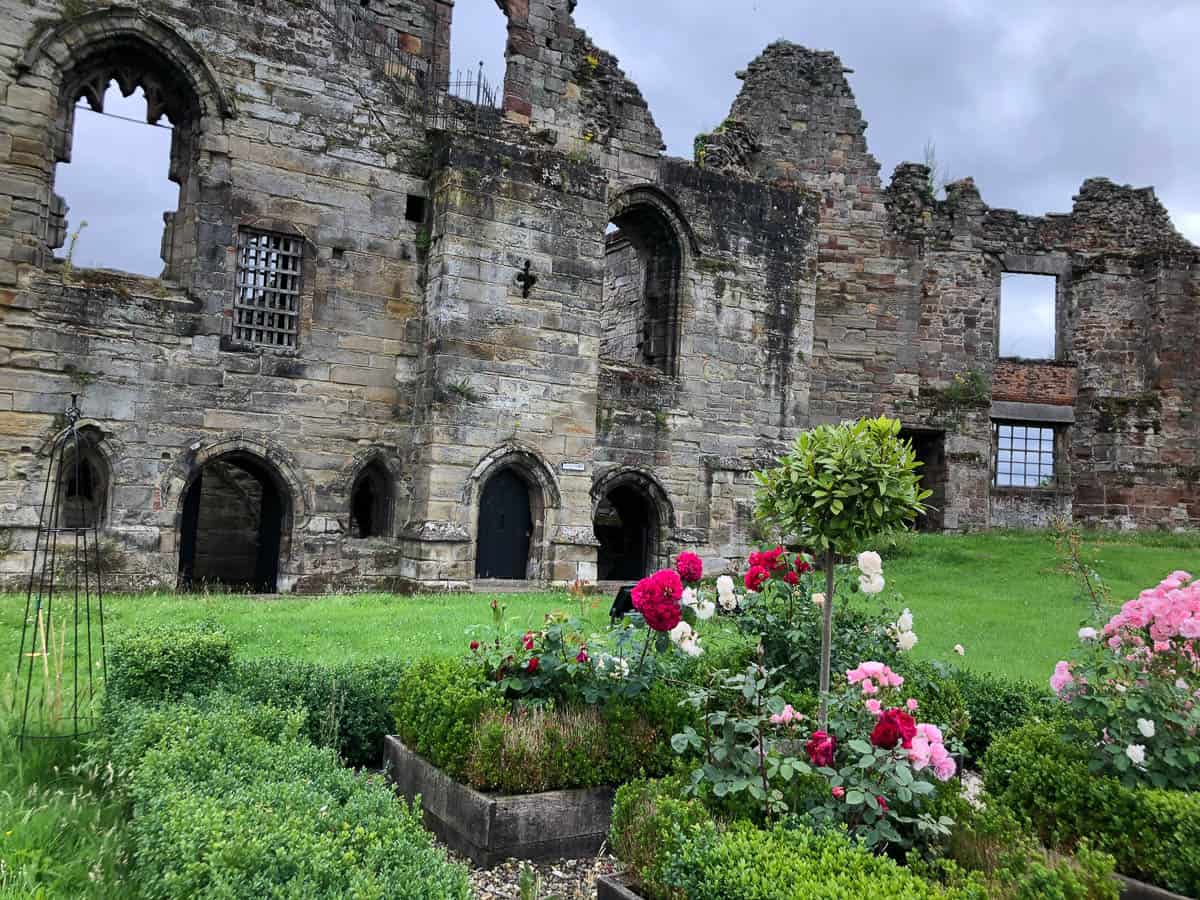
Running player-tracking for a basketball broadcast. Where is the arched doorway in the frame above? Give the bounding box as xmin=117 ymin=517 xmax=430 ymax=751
xmin=58 ymin=433 xmax=110 ymax=530
xmin=475 ymin=467 xmax=533 ymax=580
xmin=595 ymin=483 xmax=659 ymax=581
xmin=178 ymin=452 xmax=286 ymax=592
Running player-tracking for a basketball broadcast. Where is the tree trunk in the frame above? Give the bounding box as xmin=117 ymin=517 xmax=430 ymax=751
xmin=818 ymin=547 xmax=835 ymax=726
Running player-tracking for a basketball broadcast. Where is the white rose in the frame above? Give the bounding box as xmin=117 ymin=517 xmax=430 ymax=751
xmin=679 ymin=636 xmax=704 ymax=657
xmin=695 ymin=600 xmax=716 ymax=621
xmin=716 ymin=575 xmax=735 ymax=596
xmin=1078 ymin=627 xmax=1098 ymax=641
xmin=812 ymin=592 xmax=826 ymax=606
xmin=681 ymin=587 xmax=697 ymax=608
xmin=896 ymin=630 xmax=918 ymax=652
xmin=1125 ymin=744 xmax=1146 ymax=767
xmin=1137 ymin=719 xmax=1156 ymax=738
xmin=856 ymin=551 xmax=883 ymax=577
xmin=669 ymin=621 xmax=694 ymax=645
xmin=897 ymin=608 xmax=914 ymax=632
xmin=858 ymin=573 xmax=885 ymax=595
xmin=953 ymin=644 xmax=965 ymax=656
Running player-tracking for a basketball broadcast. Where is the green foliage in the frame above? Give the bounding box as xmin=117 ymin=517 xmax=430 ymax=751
xmin=892 ymin=660 xmax=970 ymax=747
xmin=942 ymin=667 xmax=1059 ymax=761
xmin=915 ymin=792 xmax=1118 ymax=900
xmin=983 ymin=721 xmax=1200 ymax=895
xmin=663 ymin=821 xmax=965 ymax=899
xmin=228 ymin=657 xmax=407 ymax=768
xmin=755 ymin=416 xmax=930 ymax=554
xmin=610 ymin=777 xmax=711 ymax=900
xmin=394 ymin=654 xmax=691 ymax=792
xmin=390 ymin=657 xmax=503 ymax=781
xmin=105 ymin=622 xmax=233 ymax=704
xmin=91 ymin=695 xmax=470 ymax=900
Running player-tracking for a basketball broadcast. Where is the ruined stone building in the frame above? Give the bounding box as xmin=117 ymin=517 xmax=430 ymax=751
xmin=0 ymin=1 xmax=1196 ymax=592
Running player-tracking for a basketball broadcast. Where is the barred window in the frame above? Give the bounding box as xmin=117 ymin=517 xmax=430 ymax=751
xmin=994 ymin=423 xmax=1055 ymax=488
xmin=233 ymin=229 xmax=302 ymax=349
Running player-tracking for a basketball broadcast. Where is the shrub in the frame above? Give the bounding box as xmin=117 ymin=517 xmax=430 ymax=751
xmin=610 ymin=777 xmax=711 ymax=900
xmin=92 ymin=695 xmax=470 ymax=900
xmin=465 ymin=706 xmax=611 ymax=793
xmin=947 ymin=668 xmax=1060 ymax=761
xmin=229 ymin=657 xmax=407 ymax=768
xmin=983 ymin=721 xmax=1200 ymax=896
xmin=663 ymin=821 xmax=964 ymax=899
xmin=390 ymin=657 xmax=504 ymax=780
xmin=105 ymin=622 xmax=233 ymax=703
xmin=891 ymin=659 xmax=970 ymax=747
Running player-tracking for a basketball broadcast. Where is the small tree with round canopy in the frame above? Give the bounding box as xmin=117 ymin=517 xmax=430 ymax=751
xmin=754 ymin=416 xmax=929 ymax=722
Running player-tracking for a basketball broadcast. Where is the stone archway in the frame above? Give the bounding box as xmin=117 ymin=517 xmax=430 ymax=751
xmin=466 ymin=444 xmax=561 ymax=582
xmin=591 ymin=466 xmax=675 ymax=580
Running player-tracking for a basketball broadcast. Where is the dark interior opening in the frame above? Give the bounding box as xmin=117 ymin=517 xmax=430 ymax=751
xmin=595 ymin=483 xmax=658 ymax=581
xmin=59 ymin=442 xmax=108 ymax=529
xmin=601 ymin=204 xmax=682 ymax=374
xmin=405 ymin=194 xmax=427 ymax=223
xmin=475 ymin=467 xmax=533 ymax=580
xmin=179 ymin=453 xmax=284 ymax=592
xmin=902 ymin=429 xmax=947 ymax=533
xmin=350 ymin=461 xmax=391 ymax=538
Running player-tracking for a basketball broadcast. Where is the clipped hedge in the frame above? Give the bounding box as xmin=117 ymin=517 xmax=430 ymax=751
xmin=983 ymin=721 xmax=1200 ymax=896
xmin=610 ymin=777 xmax=712 ymax=900
xmin=91 ymin=695 xmax=470 ymax=900
xmin=104 ymin=623 xmax=407 ymax=767
xmin=105 ymin=622 xmax=233 ymax=703
xmin=391 ymin=658 xmax=695 ymax=793
xmin=949 ymin=668 xmax=1062 ymax=761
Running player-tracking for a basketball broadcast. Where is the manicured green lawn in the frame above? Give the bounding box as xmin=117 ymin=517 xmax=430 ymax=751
xmin=1 ymin=530 xmax=1196 ymax=682
xmin=877 ymin=530 xmax=1199 ymax=681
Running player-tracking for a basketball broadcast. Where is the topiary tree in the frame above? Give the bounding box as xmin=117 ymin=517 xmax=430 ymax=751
xmin=754 ymin=416 xmax=929 ymax=721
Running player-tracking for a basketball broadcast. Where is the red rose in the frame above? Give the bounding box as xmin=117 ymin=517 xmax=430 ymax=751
xmin=632 ymin=569 xmax=684 ymax=632
xmin=784 ymin=571 xmax=799 ymax=586
xmin=748 ymin=546 xmax=788 ymax=574
xmin=675 ymin=552 xmax=704 ymax=585
xmin=744 ymin=566 xmax=770 ymax=592
xmin=795 ymin=556 xmax=812 ymax=575
xmin=870 ymin=708 xmax=917 ymax=750
xmin=805 ymin=730 xmax=837 ymax=767
xmin=522 ymin=632 xmax=536 ymax=651
xmin=876 ymin=795 xmax=888 ymax=813
xmin=576 ymin=646 xmax=589 ymax=663
xmin=527 ymin=657 xmax=540 ymax=672
xmin=470 ymin=640 xmax=480 ymax=651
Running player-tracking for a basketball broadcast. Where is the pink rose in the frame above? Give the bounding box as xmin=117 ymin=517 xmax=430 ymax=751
xmin=832 ymin=786 xmax=845 ymax=800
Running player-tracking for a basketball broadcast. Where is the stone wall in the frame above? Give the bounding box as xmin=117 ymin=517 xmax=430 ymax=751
xmin=0 ymin=1 xmax=1195 ymax=592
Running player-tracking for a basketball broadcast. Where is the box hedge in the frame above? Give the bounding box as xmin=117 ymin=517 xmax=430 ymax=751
xmin=91 ymin=695 xmax=470 ymax=900
xmin=983 ymin=721 xmax=1200 ymax=896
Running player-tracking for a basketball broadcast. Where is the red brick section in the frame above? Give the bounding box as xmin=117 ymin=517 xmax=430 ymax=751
xmin=993 ymin=359 xmax=1078 ymax=405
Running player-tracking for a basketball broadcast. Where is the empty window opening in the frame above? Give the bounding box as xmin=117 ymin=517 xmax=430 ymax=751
xmin=350 ymin=461 xmax=392 ymax=538
xmin=601 ymin=206 xmax=682 ymax=374
xmin=900 ymin=429 xmax=946 ymax=532
xmin=405 ymin=194 xmax=428 ymax=223
xmin=234 ymin=229 xmax=302 ymax=350
xmin=999 ymin=273 xmax=1056 ymax=359
xmin=179 ymin=455 xmax=286 ymax=592
xmin=447 ymin=0 xmax=506 ymax=104
xmin=58 ymin=442 xmax=109 ymax=530
xmin=475 ymin=467 xmax=534 ymax=580
xmin=54 ymin=84 xmax=176 ymax=276
xmin=595 ymin=484 xmax=659 ymax=581
xmin=994 ymin=423 xmax=1056 ymax=488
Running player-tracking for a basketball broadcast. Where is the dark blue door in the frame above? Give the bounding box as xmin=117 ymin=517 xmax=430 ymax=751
xmin=475 ymin=469 xmax=532 ymax=579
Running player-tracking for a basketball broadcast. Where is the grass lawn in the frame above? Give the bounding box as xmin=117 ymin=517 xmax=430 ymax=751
xmin=1 ymin=530 xmax=1196 ymax=683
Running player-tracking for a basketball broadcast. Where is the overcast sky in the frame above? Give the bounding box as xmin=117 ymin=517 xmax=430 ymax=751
xmin=60 ymin=0 xmax=1200 ymax=357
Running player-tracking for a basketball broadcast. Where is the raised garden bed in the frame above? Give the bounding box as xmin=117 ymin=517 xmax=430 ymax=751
xmin=384 ymin=736 xmax=615 ymax=867
xmin=598 ymin=873 xmax=1195 ymax=900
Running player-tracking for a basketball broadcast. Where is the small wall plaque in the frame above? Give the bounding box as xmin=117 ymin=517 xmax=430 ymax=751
xmin=561 ymin=461 xmax=587 ymax=473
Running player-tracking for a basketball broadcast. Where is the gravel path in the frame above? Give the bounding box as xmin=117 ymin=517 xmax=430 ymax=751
xmin=439 ymin=844 xmax=623 ymax=899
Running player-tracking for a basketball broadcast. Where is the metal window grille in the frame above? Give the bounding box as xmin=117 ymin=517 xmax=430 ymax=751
xmin=994 ymin=423 xmax=1055 ymax=487
xmin=234 ymin=230 xmax=302 ymax=349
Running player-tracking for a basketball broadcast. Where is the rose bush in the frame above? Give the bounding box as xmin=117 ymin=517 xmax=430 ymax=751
xmin=1049 ymin=571 xmax=1200 ymax=790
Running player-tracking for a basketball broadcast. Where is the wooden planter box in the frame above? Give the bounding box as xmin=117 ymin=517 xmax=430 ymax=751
xmin=598 ymin=872 xmax=1192 ymax=899
xmin=384 ymin=736 xmax=615 ymax=867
